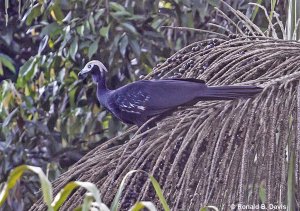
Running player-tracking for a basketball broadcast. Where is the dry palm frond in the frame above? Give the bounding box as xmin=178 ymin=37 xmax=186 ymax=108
xmin=30 ymin=4 xmax=300 ymax=211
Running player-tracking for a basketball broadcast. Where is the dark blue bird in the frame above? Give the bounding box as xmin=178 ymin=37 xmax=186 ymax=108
xmin=78 ymin=60 xmax=262 ymax=127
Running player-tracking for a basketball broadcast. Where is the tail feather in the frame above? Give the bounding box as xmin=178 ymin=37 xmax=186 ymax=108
xmin=202 ymin=85 xmax=262 ymax=100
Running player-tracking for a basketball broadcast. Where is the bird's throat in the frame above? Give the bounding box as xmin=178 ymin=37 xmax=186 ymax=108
xmin=96 ymin=80 xmax=110 ymax=108
xmin=96 ymin=77 xmax=108 ymax=93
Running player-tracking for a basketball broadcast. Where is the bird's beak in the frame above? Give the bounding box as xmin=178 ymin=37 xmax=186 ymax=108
xmin=78 ymin=69 xmax=89 ymax=80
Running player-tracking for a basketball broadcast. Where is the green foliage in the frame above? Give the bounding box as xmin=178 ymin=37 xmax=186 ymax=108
xmin=0 ymin=165 xmax=173 ymax=211
xmin=259 ymin=182 xmax=266 ymax=204
xmin=0 ymin=165 xmax=108 ymax=211
xmin=0 ymin=0 xmax=287 ymax=209
xmin=199 ymin=206 xmax=219 ymax=211
xmin=111 ymin=170 xmax=170 ymax=211
xmin=129 ymin=202 xmax=157 ymax=211
xmin=0 ymin=165 xmax=107 ymax=211
xmin=0 ymin=165 xmax=53 ymax=209
xmin=1 ymin=2 xmax=223 ymax=201
xmin=52 ymin=181 xmax=103 ymax=210
xmin=252 ymin=0 xmax=278 ymax=21
xmin=0 ymin=53 xmax=15 ymax=73
xmin=1 ymin=0 xmax=219 ymax=149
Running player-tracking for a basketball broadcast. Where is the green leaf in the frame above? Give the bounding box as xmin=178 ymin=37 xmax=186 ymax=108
xmin=111 ymin=170 xmax=170 ymax=211
xmin=119 ymin=35 xmax=128 ymax=58
xmin=111 ymin=170 xmax=139 ymax=211
xmin=68 ymin=86 xmax=77 ymax=108
xmin=0 ymin=165 xmax=53 ymax=210
xmin=121 ymin=22 xmax=139 ymax=35
xmin=51 ymin=182 xmax=77 ymax=210
xmin=111 ymin=11 xmax=132 ymax=18
xmin=251 ymin=0 xmax=263 ymax=21
xmin=22 ymin=4 xmax=42 ymax=26
xmin=81 ymin=193 xmax=94 ymax=211
xmin=259 ymin=182 xmax=266 ymax=203
xmin=84 ymin=20 xmax=91 ymax=33
xmin=51 ymin=181 xmax=102 ymax=210
xmin=51 ymin=1 xmax=64 ymax=23
xmin=130 ymin=201 xmax=157 ymax=211
xmin=62 ymin=11 xmax=72 ymax=22
xmin=149 ymin=175 xmax=170 ymax=211
xmin=94 ymin=9 xmax=105 ymax=21
xmin=74 ymin=206 xmax=82 ymax=211
xmin=75 ymin=181 xmax=102 ymax=204
xmin=109 ymin=2 xmax=134 ymax=18
xmin=38 ymin=35 xmax=49 ymax=55
xmin=199 ymin=205 xmax=219 ymax=211
xmin=159 ymin=1 xmax=173 ymax=9
xmin=40 ymin=23 xmax=62 ymax=38
xmin=16 ymin=57 xmax=39 ymax=87
xmin=109 ymin=2 xmax=126 ymax=11
xmin=3 ymin=108 xmax=18 ymax=127
xmin=100 ymin=25 xmax=110 ymax=40
xmin=89 ymin=15 xmax=95 ymax=34
xmin=269 ymin=0 xmax=277 ymax=20
xmin=18 ymin=57 xmax=36 ymax=77
xmin=129 ymin=39 xmax=141 ymax=59
xmin=108 ymin=34 xmax=121 ymax=65
xmin=77 ymin=25 xmax=85 ymax=36
xmin=88 ymin=39 xmax=99 ymax=59
xmin=69 ymin=36 xmax=79 ymax=60
xmin=0 ymin=53 xmax=15 ymax=72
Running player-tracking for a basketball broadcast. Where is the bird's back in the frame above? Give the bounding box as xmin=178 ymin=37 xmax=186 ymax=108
xmin=105 ymin=79 xmax=207 ymax=125
xmin=107 ymin=79 xmax=205 ymax=114
xmin=141 ymin=79 xmax=206 ymax=108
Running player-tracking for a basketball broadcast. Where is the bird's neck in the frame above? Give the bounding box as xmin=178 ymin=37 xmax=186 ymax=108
xmin=95 ymin=76 xmax=111 ymax=112
xmin=92 ymin=72 xmax=108 ymax=93
xmin=97 ymin=77 xmax=109 ymax=95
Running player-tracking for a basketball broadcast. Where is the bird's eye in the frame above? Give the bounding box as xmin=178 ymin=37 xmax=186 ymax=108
xmin=88 ymin=65 xmax=92 ymax=68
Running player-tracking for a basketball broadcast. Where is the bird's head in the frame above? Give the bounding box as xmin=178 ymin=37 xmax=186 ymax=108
xmin=78 ymin=60 xmax=108 ymax=83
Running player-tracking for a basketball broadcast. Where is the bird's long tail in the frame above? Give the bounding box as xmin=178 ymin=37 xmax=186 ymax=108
xmin=202 ymin=85 xmax=262 ymax=100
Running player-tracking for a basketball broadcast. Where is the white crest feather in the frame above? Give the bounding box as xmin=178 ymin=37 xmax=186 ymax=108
xmin=89 ymin=60 xmax=108 ymax=72
xmin=80 ymin=60 xmax=108 ymax=75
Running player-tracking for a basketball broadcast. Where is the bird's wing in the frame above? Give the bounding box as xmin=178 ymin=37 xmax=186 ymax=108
xmin=112 ymin=79 xmax=207 ymax=116
xmin=113 ymin=88 xmax=150 ymax=115
xmin=139 ymin=79 xmax=207 ymax=109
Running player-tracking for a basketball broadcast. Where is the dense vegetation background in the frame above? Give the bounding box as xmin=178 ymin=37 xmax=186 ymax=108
xmin=0 ymin=0 xmax=286 ymax=210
